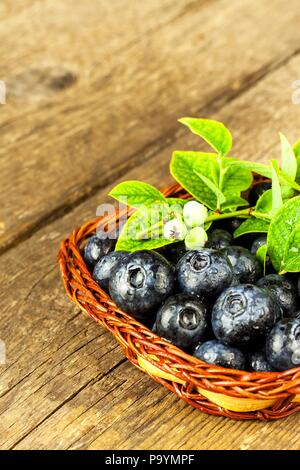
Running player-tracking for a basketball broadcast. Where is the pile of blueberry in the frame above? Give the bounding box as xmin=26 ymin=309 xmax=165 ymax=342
xmin=83 ymin=186 xmax=300 ymax=373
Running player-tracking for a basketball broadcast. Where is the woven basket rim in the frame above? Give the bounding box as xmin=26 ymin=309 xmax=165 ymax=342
xmin=58 ymin=182 xmax=300 ymax=418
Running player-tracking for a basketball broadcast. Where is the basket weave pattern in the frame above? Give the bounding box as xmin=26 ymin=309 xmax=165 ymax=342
xmin=58 ymin=184 xmax=300 ymax=420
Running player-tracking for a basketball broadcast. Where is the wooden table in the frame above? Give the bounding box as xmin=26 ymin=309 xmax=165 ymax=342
xmin=1 ymin=0 xmax=300 ymax=450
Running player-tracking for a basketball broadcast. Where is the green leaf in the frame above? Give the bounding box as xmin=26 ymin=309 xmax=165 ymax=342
xmin=293 ymin=139 xmax=300 ymax=183
xmin=233 ymin=218 xmax=270 ymax=238
xmin=293 ymin=139 xmax=300 ymax=158
xmin=216 ymin=163 xmax=252 ymax=211
xmin=256 ymin=189 xmax=272 ymax=214
xmin=204 ymin=221 xmax=212 ymax=231
xmin=279 ymin=171 xmax=300 ymax=193
xmin=221 ymin=196 xmax=249 ymax=211
xmin=119 ymin=206 xmax=161 ymax=240
xmin=278 ymin=134 xmax=298 ymax=199
xmin=229 ymin=160 xmax=272 ymax=178
xmin=296 ymin=161 xmax=300 ymax=184
xmin=170 ymin=151 xmax=218 ymax=210
xmin=222 ymin=164 xmax=253 ymax=196
xmin=283 ymin=225 xmax=300 ymax=272
xmin=178 ymin=117 xmax=232 ymax=156
xmin=280 ymin=133 xmax=297 ymax=181
xmin=296 ymin=163 xmax=300 ymax=185
xmin=256 ymin=244 xmax=268 ymax=275
xmin=271 ymin=160 xmax=283 ymax=215
xmin=109 ymin=181 xmax=165 ymax=208
xmin=280 ymin=181 xmax=296 ymax=200
xmin=267 ymin=195 xmax=300 ymax=272
xmin=115 ymin=199 xmax=185 ymax=252
xmin=116 ymin=236 xmax=174 ymax=252
xmin=192 ymin=153 xmax=220 ymax=185
xmin=194 ymin=170 xmax=225 ymax=205
xmin=165 ymin=197 xmax=187 ymax=209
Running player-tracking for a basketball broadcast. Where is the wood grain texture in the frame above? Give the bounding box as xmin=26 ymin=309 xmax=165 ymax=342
xmin=1 ymin=47 xmax=300 ymax=449
xmin=1 ymin=0 xmax=300 ymax=252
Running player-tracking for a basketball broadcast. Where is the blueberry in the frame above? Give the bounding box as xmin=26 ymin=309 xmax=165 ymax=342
xmin=156 ymin=294 xmax=208 ymax=349
xmin=83 ymin=236 xmax=115 ymax=268
xmin=93 ymin=251 xmax=128 ymax=291
xmin=224 ymin=246 xmax=262 ymax=283
xmin=227 ymin=217 xmax=244 ymax=233
xmin=248 ymin=182 xmax=272 ymax=206
xmin=109 ymin=250 xmax=175 ymax=319
xmin=257 ymin=274 xmax=298 ymax=318
xmin=206 ymin=229 xmax=232 ymax=250
xmin=213 ymin=217 xmax=242 ymax=234
xmin=176 ymin=249 xmax=233 ymax=297
xmin=248 ymin=348 xmax=274 ymax=372
xmin=161 ymin=242 xmax=187 ymax=265
xmin=193 ymin=340 xmax=245 ymax=370
xmin=212 ymin=284 xmax=279 ymax=346
xmin=250 ymin=236 xmax=267 ymax=255
xmin=229 ymin=275 xmax=240 ymax=287
xmin=266 ymin=316 xmax=300 ymax=371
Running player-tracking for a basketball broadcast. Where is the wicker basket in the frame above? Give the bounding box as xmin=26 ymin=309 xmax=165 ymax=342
xmin=58 ymin=183 xmax=300 ymax=420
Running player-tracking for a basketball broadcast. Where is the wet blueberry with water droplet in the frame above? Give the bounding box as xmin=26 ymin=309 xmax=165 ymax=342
xmin=93 ymin=251 xmax=128 ymax=291
xmin=223 ymin=246 xmax=262 ymax=283
xmin=257 ymin=274 xmax=298 ymax=318
xmin=156 ymin=294 xmax=208 ymax=349
xmin=176 ymin=249 xmax=233 ymax=297
xmin=212 ymin=284 xmax=279 ymax=346
xmin=248 ymin=348 xmax=275 ymax=372
xmin=266 ymin=315 xmax=300 ymax=371
xmin=214 ymin=217 xmax=243 ymax=234
xmin=109 ymin=250 xmax=175 ymax=320
xmin=251 ymin=236 xmax=267 ymax=255
xmin=206 ymin=229 xmax=232 ymax=250
xmin=194 ymin=340 xmax=245 ymax=370
xmin=83 ymin=235 xmax=116 ymax=268
xmin=161 ymin=241 xmax=187 ymax=265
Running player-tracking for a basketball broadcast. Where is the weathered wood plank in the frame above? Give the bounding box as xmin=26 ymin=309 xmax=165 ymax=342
xmin=0 ymin=1 xmax=43 ymax=20
xmin=0 ymin=0 xmax=203 ymax=250
xmin=1 ymin=52 xmax=300 ymax=450
xmin=2 ymin=0 xmax=300 ymax=252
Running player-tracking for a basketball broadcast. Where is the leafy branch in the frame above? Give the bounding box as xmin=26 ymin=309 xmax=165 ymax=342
xmin=108 ymin=118 xmax=300 ymax=274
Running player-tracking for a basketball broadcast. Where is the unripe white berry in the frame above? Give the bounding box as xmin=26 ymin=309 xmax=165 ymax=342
xmin=183 ymin=201 xmax=208 ymax=228
xmin=185 ymin=227 xmax=208 ymax=250
xmin=163 ymin=218 xmax=187 ymax=241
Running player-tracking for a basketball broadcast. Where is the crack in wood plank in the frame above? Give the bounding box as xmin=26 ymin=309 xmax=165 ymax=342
xmin=63 ymin=379 xmax=127 ymax=442
xmin=83 ymin=384 xmax=170 ymax=451
xmin=9 ymin=358 xmax=127 ymax=450
xmin=23 ymin=266 xmax=57 ymax=301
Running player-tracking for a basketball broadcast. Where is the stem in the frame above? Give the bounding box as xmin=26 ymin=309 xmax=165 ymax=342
xmin=134 ymin=207 xmax=271 ymax=240
xmin=206 ymin=208 xmax=272 ymax=223
xmin=206 ymin=208 xmax=252 ymax=222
